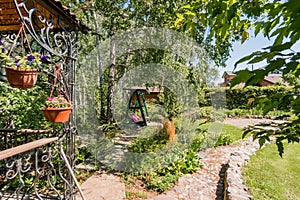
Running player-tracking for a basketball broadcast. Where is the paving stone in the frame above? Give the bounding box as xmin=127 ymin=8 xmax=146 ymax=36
xmin=78 ymin=174 xmax=126 ymax=200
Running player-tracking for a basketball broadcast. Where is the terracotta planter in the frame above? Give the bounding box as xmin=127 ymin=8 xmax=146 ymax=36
xmin=4 ymin=66 xmax=39 ymax=89
xmin=42 ymin=107 xmax=72 ymax=122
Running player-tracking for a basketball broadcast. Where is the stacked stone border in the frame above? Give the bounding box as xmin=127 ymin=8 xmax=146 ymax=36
xmin=224 ymin=136 xmax=261 ymax=200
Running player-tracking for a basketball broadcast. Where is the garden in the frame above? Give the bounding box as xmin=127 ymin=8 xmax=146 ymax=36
xmin=1 ymin=0 xmax=300 ymax=200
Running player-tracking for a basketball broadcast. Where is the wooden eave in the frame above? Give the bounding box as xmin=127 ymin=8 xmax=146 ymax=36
xmin=0 ymin=0 xmax=89 ymax=33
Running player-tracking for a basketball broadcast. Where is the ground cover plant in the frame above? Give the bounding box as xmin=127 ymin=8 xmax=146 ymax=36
xmin=124 ymin=128 xmax=202 ymax=193
xmin=122 ymin=120 xmax=244 ymax=196
xmin=243 ymin=142 xmax=300 ymax=200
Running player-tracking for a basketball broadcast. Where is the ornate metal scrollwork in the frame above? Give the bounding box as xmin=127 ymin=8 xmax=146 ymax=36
xmin=0 ymin=134 xmax=79 ymax=199
xmin=0 ymin=0 xmax=82 ymax=198
xmin=12 ymin=0 xmax=79 ymax=60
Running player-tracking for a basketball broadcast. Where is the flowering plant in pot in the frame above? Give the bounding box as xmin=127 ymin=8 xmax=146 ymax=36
xmin=42 ymin=96 xmax=72 ymax=123
xmin=0 ymin=24 xmax=49 ymax=88
xmin=0 ymin=42 xmax=44 ymax=69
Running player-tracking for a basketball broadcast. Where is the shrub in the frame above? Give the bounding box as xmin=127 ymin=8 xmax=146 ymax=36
xmin=126 ymin=126 xmax=203 ymax=192
xmin=0 ymin=81 xmax=60 ymax=130
xmin=200 ymin=86 xmax=293 ymax=110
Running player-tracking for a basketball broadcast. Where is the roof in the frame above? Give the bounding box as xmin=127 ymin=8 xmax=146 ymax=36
xmin=124 ymin=86 xmax=162 ymax=93
xmin=0 ymin=0 xmax=89 ymax=33
xmin=263 ymin=75 xmax=288 ymax=85
xmin=222 ymin=71 xmax=236 ymax=78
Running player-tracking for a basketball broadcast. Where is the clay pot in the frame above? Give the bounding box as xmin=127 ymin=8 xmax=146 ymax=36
xmin=41 ymin=107 xmax=72 ymax=122
xmin=4 ymin=66 xmax=38 ymax=89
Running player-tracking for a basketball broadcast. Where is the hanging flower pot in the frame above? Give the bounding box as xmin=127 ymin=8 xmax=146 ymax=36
xmin=42 ymin=65 xmax=72 ymax=123
xmin=42 ymin=96 xmax=72 ymax=123
xmin=3 ymin=66 xmax=39 ymax=88
xmin=42 ymin=107 xmax=72 ymax=122
xmin=0 ymin=24 xmax=47 ymax=89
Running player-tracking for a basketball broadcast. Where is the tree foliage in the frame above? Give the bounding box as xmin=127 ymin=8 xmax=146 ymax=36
xmin=0 ymin=81 xmax=61 ymax=130
xmin=231 ymin=0 xmax=300 ymax=156
xmin=61 ymin=0 xmax=300 ymax=156
xmin=172 ymin=0 xmax=300 ymax=155
xmin=174 ymin=0 xmax=268 ymax=66
xmin=61 ymin=0 xmax=221 ymax=126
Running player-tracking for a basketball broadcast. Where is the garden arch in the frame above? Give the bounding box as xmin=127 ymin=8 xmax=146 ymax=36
xmin=0 ymin=0 xmax=88 ymax=199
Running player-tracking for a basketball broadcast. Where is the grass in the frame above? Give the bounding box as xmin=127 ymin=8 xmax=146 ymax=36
xmin=125 ymin=191 xmax=148 ymax=199
xmin=243 ymin=142 xmax=300 ymax=200
xmin=199 ymin=122 xmax=244 ymax=145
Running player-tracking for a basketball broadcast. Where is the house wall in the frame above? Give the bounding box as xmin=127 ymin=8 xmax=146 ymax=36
xmin=222 ymin=74 xmax=236 ymax=86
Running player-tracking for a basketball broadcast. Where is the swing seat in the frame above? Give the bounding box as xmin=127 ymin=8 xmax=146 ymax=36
xmin=129 ymin=113 xmax=144 ymax=124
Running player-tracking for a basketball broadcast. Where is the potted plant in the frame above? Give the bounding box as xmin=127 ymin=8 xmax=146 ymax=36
xmin=0 ymin=40 xmax=48 ymax=88
xmin=41 ymin=96 xmax=72 ymax=123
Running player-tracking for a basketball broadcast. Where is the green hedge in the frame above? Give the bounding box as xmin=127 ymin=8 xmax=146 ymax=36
xmin=199 ymin=86 xmax=293 ymax=110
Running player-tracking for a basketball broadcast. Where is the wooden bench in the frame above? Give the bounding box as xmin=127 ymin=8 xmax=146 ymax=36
xmin=0 ymin=137 xmax=58 ymax=161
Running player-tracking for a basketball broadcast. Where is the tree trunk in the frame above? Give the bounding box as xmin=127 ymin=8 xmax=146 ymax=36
xmin=106 ymin=36 xmax=116 ymax=124
xmin=93 ymin=10 xmax=106 ymax=122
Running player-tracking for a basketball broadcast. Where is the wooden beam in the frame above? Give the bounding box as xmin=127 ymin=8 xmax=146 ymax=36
xmin=0 ymin=25 xmax=21 ymax=31
xmin=0 ymin=137 xmax=58 ymax=160
xmin=0 ymin=129 xmax=53 ymax=133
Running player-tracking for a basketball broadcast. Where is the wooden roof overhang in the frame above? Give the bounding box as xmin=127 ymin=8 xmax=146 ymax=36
xmin=0 ymin=0 xmax=89 ymax=33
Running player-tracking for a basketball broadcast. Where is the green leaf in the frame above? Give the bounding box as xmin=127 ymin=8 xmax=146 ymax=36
xmin=276 ymin=139 xmax=284 ymax=158
xmin=265 ymin=59 xmax=285 ymax=73
xmin=245 ymin=69 xmax=268 ymax=86
xmin=234 ymin=51 xmax=261 ymax=69
xmin=247 ymin=53 xmax=269 ymax=64
xmin=230 ymin=70 xmax=253 ymax=87
xmin=181 ymin=4 xmax=192 ymax=9
xmin=258 ymin=137 xmax=266 ymax=147
xmin=242 ymin=129 xmax=252 ymax=139
xmin=241 ymin=31 xmax=250 ymax=44
xmin=254 ymin=22 xmax=263 ymax=36
xmin=266 ymin=42 xmax=293 ymax=52
xmin=184 ymin=11 xmax=196 ymax=17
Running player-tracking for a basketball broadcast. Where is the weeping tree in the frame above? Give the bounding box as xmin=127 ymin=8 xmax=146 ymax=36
xmin=63 ymin=0 xmax=230 ymax=126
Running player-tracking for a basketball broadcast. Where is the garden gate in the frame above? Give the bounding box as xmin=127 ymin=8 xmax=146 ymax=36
xmin=0 ymin=0 xmax=88 ymax=199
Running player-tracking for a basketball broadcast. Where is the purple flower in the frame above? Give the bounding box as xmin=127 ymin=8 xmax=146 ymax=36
xmin=16 ymin=62 xmax=21 ymax=67
xmin=41 ymin=55 xmax=48 ymax=62
xmin=0 ymin=41 xmax=3 ymax=45
xmin=27 ymin=54 xmax=35 ymax=62
xmin=46 ymin=97 xmax=54 ymax=101
xmin=2 ymin=47 xmax=6 ymax=53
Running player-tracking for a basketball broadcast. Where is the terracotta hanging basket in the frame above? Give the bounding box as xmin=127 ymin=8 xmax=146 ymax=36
xmin=4 ymin=66 xmax=39 ymax=88
xmin=42 ymin=107 xmax=72 ymax=122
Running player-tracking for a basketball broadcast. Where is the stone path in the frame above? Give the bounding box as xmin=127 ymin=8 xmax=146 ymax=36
xmin=78 ymin=118 xmax=281 ymax=200
xmin=223 ymin=118 xmax=285 ymax=129
xmin=147 ymin=136 xmax=260 ymax=200
xmin=77 ymin=173 xmax=126 ymax=200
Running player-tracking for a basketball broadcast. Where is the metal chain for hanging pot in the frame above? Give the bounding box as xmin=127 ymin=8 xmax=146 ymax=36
xmin=49 ymin=64 xmax=71 ymax=102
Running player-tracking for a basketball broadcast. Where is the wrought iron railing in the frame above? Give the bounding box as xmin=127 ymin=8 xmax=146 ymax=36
xmin=0 ymin=0 xmax=85 ymax=199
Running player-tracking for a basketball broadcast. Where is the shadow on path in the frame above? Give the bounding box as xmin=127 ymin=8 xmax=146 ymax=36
xmin=215 ymin=163 xmax=229 ymax=200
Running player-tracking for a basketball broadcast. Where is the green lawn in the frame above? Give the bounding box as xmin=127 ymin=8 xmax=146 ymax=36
xmin=243 ymin=142 xmax=300 ymax=200
xmin=199 ymin=122 xmax=244 ymax=146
